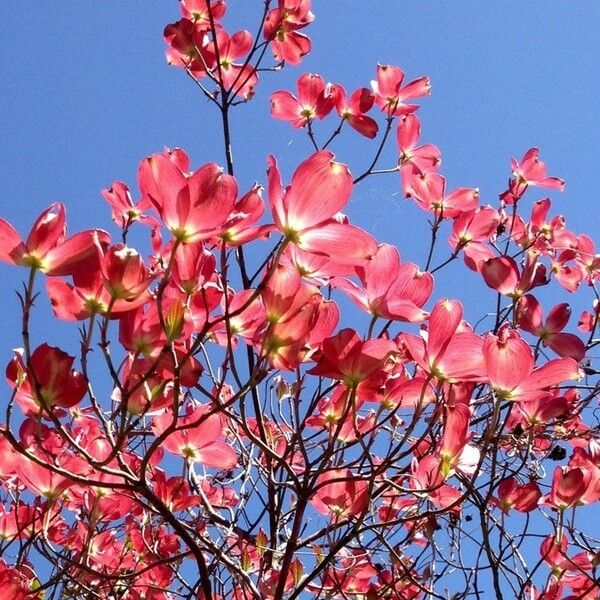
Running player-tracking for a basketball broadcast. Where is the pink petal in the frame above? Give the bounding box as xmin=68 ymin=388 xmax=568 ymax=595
xmin=297 ymin=222 xmax=377 ymax=263
xmin=358 ymin=244 xmax=400 ymax=298
xmin=271 ymin=90 xmax=302 ymax=124
xmin=515 ymin=358 xmax=581 ymax=396
xmin=44 ymin=230 xmax=111 ymax=277
xmin=484 ymin=329 xmax=533 ymax=392
xmin=374 ymin=64 xmax=404 ymax=98
xmin=228 ymin=30 xmax=252 ymax=60
xmin=426 ymin=299 xmax=462 ymax=368
xmin=297 ymin=72 xmax=326 ymax=107
xmin=26 ymin=203 xmax=66 ymax=257
xmin=346 ymin=114 xmax=378 ymax=139
xmin=547 ymin=333 xmax=585 ymax=361
xmin=188 ymin=163 xmax=237 ymax=233
xmin=285 ymin=151 xmax=353 ymax=230
xmin=545 ymin=303 xmax=571 ymax=333
xmin=194 ymin=441 xmax=237 ymax=470
xmin=0 ymin=219 xmax=25 ymax=265
xmin=436 ymin=332 xmax=486 ymax=382
xmin=396 ymin=113 xmax=420 ymax=151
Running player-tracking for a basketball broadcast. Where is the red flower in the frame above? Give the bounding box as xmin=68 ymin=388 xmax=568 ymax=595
xmin=494 ymin=477 xmax=542 ymax=514
xmin=0 ymin=204 xmax=109 ymax=275
xmin=330 ymin=85 xmax=379 ymax=138
xmin=311 ymin=469 xmax=369 ymax=519
xmin=484 ymin=323 xmax=581 ymax=402
xmin=268 ymin=151 xmax=377 ymax=263
xmin=264 ymin=0 xmax=314 ymax=65
xmin=511 ymin=148 xmax=565 ymax=191
xmin=309 ymin=328 xmax=396 ymax=388
xmin=332 ymin=243 xmax=432 ymax=322
xmin=371 ymin=64 xmax=430 ymax=116
xmin=518 ymin=294 xmax=585 ymax=361
xmin=153 ymin=403 xmax=237 ymax=470
xmin=6 ymin=344 xmax=87 ymax=416
xmin=138 ymin=149 xmax=237 ymax=243
xmin=271 ymin=73 xmax=334 ymax=128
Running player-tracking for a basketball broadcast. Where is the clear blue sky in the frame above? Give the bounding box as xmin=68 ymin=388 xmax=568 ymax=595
xmin=1 ymin=2 xmax=599 ymax=344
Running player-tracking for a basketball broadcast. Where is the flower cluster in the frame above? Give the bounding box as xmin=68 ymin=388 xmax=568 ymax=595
xmin=0 ymin=2 xmax=599 ymax=599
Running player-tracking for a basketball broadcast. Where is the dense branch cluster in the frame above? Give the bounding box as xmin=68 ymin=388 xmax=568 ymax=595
xmin=0 ymin=1 xmax=599 ymax=599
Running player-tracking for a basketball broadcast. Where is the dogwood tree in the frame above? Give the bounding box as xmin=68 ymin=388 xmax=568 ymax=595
xmin=1 ymin=2 xmax=599 ymax=599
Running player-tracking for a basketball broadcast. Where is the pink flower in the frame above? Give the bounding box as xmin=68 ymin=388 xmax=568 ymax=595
xmin=400 ymin=299 xmax=486 ymax=383
xmin=0 ymin=204 xmax=109 ymax=275
xmin=332 ymin=243 xmax=432 ymax=322
xmin=371 ymin=64 xmax=430 ymax=116
xmin=310 ymin=469 xmax=369 ymax=519
xmin=268 ymin=151 xmax=377 ymax=263
xmin=264 ymin=0 xmax=314 ymax=65
xmin=483 ymin=323 xmax=581 ymax=402
xmin=138 ymin=148 xmax=237 ymax=243
xmin=330 ymin=85 xmax=378 ymax=138
xmin=518 ymin=294 xmax=585 ymax=361
xmin=308 ymin=328 xmax=396 ymax=387
xmin=271 ymin=73 xmax=334 ymax=128
xmin=511 ymin=148 xmax=565 ymax=190
xmin=6 ymin=344 xmax=87 ymax=416
xmin=397 ymin=113 xmax=441 ymax=194
xmin=153 ymin=403 xmax=237 ymax=469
